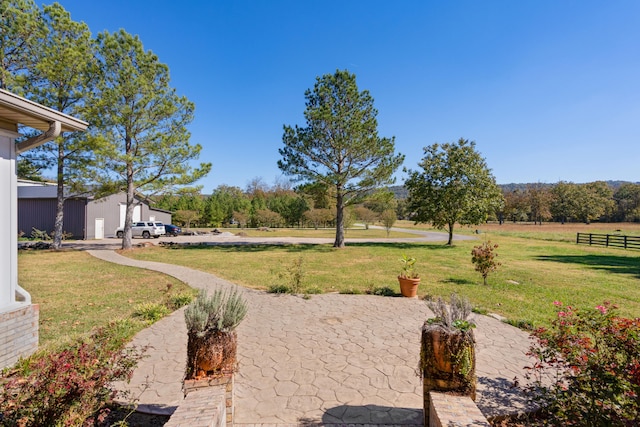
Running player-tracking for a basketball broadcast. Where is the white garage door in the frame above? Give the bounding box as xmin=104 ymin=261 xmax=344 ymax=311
xmin=119 ymin=204 xmax=141 ymax=227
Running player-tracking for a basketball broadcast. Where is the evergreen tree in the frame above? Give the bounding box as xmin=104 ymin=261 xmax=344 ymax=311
xmin=23 ymin=3 xmax=99 ymax=248
xmin=279 ymin=69 xmax=403 ymax=248
xmin=92 ymin=29 xmax=210 ymax=249
xmin=0 ymin=0 xmax=45 ymax=91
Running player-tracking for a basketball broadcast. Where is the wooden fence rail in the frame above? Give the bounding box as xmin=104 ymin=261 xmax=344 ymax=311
xmin=576 ymin=233 xmax=640 ymax=250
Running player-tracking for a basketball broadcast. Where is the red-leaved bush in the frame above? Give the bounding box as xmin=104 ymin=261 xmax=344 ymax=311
xmin=471 ymin=241 xmax=500 ymax=285
xmin=526 ymin=301 xmax=640 ymax=426
xmin=0 ymin=326 xmax=142 ymax=426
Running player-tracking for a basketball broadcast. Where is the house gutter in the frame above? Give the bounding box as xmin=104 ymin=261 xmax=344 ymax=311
xmin=15 ymin=120 xmax=61 ymax=154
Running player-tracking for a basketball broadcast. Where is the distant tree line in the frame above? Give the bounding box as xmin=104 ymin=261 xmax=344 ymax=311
xmin=158 ymin=179 xmax=640 ymax=229
xmin=152 ymin=178 xmax=400 ymax=230
xmin=498 ymin=181 xmax=640 ymax=224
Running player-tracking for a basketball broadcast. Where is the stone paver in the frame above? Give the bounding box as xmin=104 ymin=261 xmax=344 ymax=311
xmin=89 ymin=234 xmax=535 ymax=425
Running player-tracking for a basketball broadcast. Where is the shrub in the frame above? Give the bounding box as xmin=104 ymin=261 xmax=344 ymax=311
xmin=0 ymin=326 xmax=141 ymax=426
xmin=271 ymin=257 xmax=305 ymax=294
xmin=526 ymin=301 xmax=640 ymax=425
xmin=184 ymin=289 xmax=248 ymax=336
xmin=167 ymin=292 xmax=195 ymax=309
xmin=267 ymin=284 xmax=291 ymax=294
xmin=471 ymin=306 xmax=488 ymax=315
xmin=184 ymin=289 xmax=248 ymax=378
xmin=133 ymin=302 xmax=170 ymax=323
xmin=366 ymin=285 xmax=397 ymax=297
xmin=504 ymin=318 xmax=534 ymax=331
xmin=471 ymin=241 xmax=500 ymax=285
xmin=426 ymin=293 xmax=474 ymax=330
xmin=30 ymin=227 xmax=51 ymax=241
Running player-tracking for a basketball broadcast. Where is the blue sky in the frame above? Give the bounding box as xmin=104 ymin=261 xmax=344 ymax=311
xmin=48 ymin=0 xmax=640 ymax=191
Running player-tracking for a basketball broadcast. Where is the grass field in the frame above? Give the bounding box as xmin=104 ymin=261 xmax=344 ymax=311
xmin=17 ymin=222 xmax=640 ymax=344
xmin=17 ymin=250 xmax=194 ymax=349
xmin=394 ymin=219 xmax=640 ymax=242
xmin=189 ymin=226 xmax=415 ymax=239
xmin=124 ymin=222 xmax=640 ymax=328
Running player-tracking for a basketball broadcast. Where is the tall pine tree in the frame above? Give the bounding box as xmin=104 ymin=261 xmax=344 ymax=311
xmin=92 ymin=29 xmax=210 ymax=249
xmin=279 ymin=70 xmax=403 ymax=248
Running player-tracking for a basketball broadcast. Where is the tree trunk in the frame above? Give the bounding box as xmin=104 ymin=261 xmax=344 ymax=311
xmin=447 ymin=222 xmax=454 ymax=245
xmin=334 ymin=189 xmax=345 ymax=248
xmin=122 ymin=137 xmax=135 ymax=250
xmin=421 ymin=323 xmax=476 ymax=424
xmin=52 ymin=142 xmax=65 ymax=249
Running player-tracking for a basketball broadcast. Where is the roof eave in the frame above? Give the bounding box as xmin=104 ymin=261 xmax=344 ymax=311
xmin=0 ymin=88 xmax=88 ymax=133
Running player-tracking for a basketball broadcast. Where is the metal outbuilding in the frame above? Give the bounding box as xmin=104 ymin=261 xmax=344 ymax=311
xmin=17 ymin=180 xmax=172 ymax=239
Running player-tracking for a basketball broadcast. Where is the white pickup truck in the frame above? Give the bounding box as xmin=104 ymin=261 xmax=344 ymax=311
xmin=115 ymin=221 xmax=165 ymax=239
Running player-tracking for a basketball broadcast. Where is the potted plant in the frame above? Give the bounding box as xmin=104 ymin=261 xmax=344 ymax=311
xmin=184 ymin=288 xmax=248 ymax=379
xmin=420 ymin=294 xmax=477 ymax=424
xmin=398 ymin=254 xmax=421 ymax=297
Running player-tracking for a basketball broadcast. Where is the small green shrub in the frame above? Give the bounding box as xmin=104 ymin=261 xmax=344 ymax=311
xmin=133 ymin=302 xmax=170 ymax=323
xmin=504 ymin=318 xmax=534 ymax=330
xmin=167 ymin=292 xmax=195 ymax=309
xmin=472 ymin=306 xmax=488 ymax=315
xmin=267 ymin=284 xmax=292 ymax=294
xmin=303 ymin=286 xmax=323 ymax=295
xmin=366 ymin=286 xmax=396 ymax=296
xmin=30 ymin=227 xmax=51 ymax=241
xmin=271 ymin=256 xmax=305 ymax=294
xmin=184 ymin=289 xmax=248 ymax=337
xmin=399 ymin=254 xmax=419 ymax=279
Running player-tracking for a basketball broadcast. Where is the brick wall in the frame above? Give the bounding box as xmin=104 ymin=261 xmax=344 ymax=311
xmin=0 ymin=304 xmax=39 ymax=369
xmin=164 ymin=387 xmax=225 ymax=427
xmin=428 ymin=391 xmax=490 ymax=427
xmin=166 ymin=373 xmax=234 ymax=427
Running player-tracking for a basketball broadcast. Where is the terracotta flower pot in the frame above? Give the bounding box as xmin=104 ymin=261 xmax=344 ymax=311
xmin=398 ymin=276 xmax=420 ymax=297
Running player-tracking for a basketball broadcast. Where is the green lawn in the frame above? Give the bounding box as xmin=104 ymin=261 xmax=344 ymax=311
xmin=124 ymin=234 xmax=640 ymax=328
xmin=18 ymin=250 xmax=194 ymax=349
xmin=18 ymin=224 xmax=640 ymax=342
xmin=394 ymin=219 xmax=640 ymax=242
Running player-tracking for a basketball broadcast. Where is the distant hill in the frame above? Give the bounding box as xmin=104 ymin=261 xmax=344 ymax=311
xmin=499 ymin=180 xmax=638 ymax=192
xmin=389 ymin=180 xmax=639 ymax=199
xmin=388 ymin=185 xmax=408 ymax=199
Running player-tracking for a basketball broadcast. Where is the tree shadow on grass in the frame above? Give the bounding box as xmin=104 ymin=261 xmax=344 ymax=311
xmin=348 ymin=242 xmax=459 ymax=251
xmin=165 ymin=241 xmax=459 ymax=253
xmin=166 ymin=243 xmax=331 ymax=253
xmin=535 ymin=254 xmax=640 ymax=279
xmin=442 ymin=277 xmax=475 ymax=286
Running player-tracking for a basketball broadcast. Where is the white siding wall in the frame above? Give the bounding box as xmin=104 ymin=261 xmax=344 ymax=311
xmin=0 ymin=128 xmax=20 ymax=311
